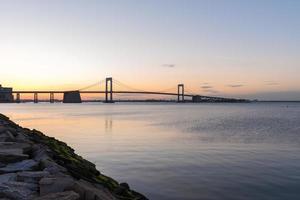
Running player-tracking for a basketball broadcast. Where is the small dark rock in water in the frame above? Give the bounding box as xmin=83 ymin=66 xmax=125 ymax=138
xmin=120 ymin=182 xmax=130 ymax=190
xmin=0 ymin=113 xmax=148 ymax=200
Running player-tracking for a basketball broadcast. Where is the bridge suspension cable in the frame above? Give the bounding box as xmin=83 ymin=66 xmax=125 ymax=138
xmin=113 ymin=79 xmax=148 ymax=92
xmin=156 ymin=86 xmax=178 ymax=93
xmin=184 ymin=88 xmax=197 ymax=96
xmin=78 ymin=79 xmax=106 ymax=91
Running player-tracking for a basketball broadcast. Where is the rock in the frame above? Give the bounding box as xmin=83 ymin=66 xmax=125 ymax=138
xmin=33 ymin=191 xmax=80 ymax=200
xmin=0 ymin=131 xmax=15 ymax=142
xmin=0 ymin=159 xmax=38 ymax=174
xmin=3 ymin=128 xmax=20 ymax=137
xmin=32 ymin=145 xmax=61 ymax=173
xmin=0 ymin=148 xmax=23 ymax=154
xmin=120 ymin=182 xmax=130 ymax=190
xmin=0 ymin=114 xmax=9 ymax=121
xmin=113 ymin=182 xmax=132 ymax=196
xmin=0 ymin=121 xmax=10 ymax=126
xmin=17 ymin=171 xmax=50 ymax=183
xmin=15 ymin=132 xmax=30 ymax=143
xmin=40 ymin=158 xmax=68 ymax=175
xmin=68 ymin=179 xmax=116 ymax=200
xmin=113 ymin=185 xmax=127 ymax=196
xmin=4 ymin=181 xmax=38 ymax=191
xmin=32 ymin=145 xmax=52 ymax=161
xmin=0 ymin=126 xmax=8 ymax=133
xmin=0 ymin=162 xmax=6 ymax=168
xmin=0 ymin=149 xmax=28 ymax=163
xmin=0 ymin=181 xmax=38 ymax=200
xmin=39 ymin=176 xmax=75 ymax=196
xmin=0 ymin=173 xmax=16 ymax=183
xmin=0 ymin=142 xmax=31 ymax=153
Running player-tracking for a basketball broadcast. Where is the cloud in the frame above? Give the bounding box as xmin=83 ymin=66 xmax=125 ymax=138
xmin=203 ymin=89 xmax=219 ymax=94
xmin=162 ymin=64 xmax=175 ymax=68
xmin=201 ymin=85 xmax=213 ymax=89
xmin=227 ymin=84 xmax=244 ymax=88
xmin=265 ymin=81 xmax=279 ymax=86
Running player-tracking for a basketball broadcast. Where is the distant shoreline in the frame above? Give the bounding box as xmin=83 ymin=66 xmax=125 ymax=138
xmin=2 ymin=100 xmax=300 ymax=103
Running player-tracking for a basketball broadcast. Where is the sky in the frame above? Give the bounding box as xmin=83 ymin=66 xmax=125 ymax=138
xmin=0 ymin=0 xmax=299 ymax=100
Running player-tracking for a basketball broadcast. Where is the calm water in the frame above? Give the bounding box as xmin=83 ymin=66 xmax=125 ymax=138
xmin=1 ymin=102 xmax=300 ymax=200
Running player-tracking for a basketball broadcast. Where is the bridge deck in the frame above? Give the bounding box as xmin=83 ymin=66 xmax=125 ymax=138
xmin=11 ymin=91 xmax=231 ymax=100
xmin=12 ymin=91 xmax=194 ymax=96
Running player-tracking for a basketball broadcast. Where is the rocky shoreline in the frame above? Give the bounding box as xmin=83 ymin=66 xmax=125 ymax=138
xmin=0 ymin=113 xmax=147 ymax=200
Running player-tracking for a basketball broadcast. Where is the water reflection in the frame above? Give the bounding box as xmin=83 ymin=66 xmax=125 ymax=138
xmin=0 ymin=102 xmax=300 ymax=200
xmin=105 ymin=116 xmax=113 ymax=132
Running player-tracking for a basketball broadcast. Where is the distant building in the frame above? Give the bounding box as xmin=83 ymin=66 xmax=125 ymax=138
xmin=0 ymin=85 xmax=13 ymax=103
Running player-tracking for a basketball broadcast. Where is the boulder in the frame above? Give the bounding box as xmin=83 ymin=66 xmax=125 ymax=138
xmin=17 ymin=171 xmax=50 ymax=183
xmin=0 ymin=173 xmax=16 ymax=183
xmin=120 ymin=182 xmax=130 ymax=190
xmin=4 ymin=181 xmax=38 ymax=191
xmin=0 ymin=159 xmax=38 ymax=174
xmin=40 ymin=157 xmax=68 ymax=175
xmin=39 ymin=176 xmax=75 ymax=196
xmin=0 ymin=148 xmax=23 ymax=154
xmin=15 ymin=132 xmax=30 ymax=143
xmin=0 ymin=142 xmax=31 ymax=153
xmin=0 ymin=181 xmax=38 ymax=200
xmin=33 ymin=191 xmax=80 ymax=200
xmin=68 ymin=179 xmax=116 ymax=200
xmin=0 ymin=149 xmax=28 ymax=163
xmin=32 ymin=145 xmax=52 ymax=161
xmin=0 ymin=126 xmax=8 ymax=133
xmin=0 ymin=131 xmax=15 ymax=142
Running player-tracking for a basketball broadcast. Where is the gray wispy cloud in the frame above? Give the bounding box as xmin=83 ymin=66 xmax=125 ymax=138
xmin=201 ymin=85 xmax=213 ymax=89
xmin=162 ymin=64 xmax=176 ymax=68
xmin=227 ymin=84 xmax=244 ymax=88
xmin=203 ymin=89 xmax=219 ymax=94
xmin=265 ymin=81 xmax=279 ymax=86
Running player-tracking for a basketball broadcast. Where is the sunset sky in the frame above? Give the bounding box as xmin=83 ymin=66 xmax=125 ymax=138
xmin=1 ymin=0 xmax=299 ymax=100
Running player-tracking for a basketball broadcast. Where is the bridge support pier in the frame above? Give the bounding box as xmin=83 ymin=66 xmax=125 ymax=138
xmin=63 ymin=91 xmax=82 ymax=103
xmin=50 ymin=93 xmax=54 ymax=103
xmin=34 ymin=93 xmax=38 ymax=103
xmin=16 ymin=93 xmax=21 ymax=103
xmin=105 ymin=77 xmax=114 ymax=103
xmin=177 ymin=84 xmax=184 ymax=103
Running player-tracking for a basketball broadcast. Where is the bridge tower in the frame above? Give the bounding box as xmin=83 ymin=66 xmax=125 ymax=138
xmin=16 ymin=93 xmax=20 ymax=103
xmin=34 ymin=93 xmax=38 ymax=103
xmin=105 ymin=77 xmax=113 ymax=103
xmin=177 ymin=84 xmax=184 ymax=102
xmin=50 ymin=93 xmax=54 ymax=103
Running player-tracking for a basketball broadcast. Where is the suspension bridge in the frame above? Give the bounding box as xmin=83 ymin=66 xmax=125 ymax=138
xmin=11 ymin=77 xmax=246 ymax=103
